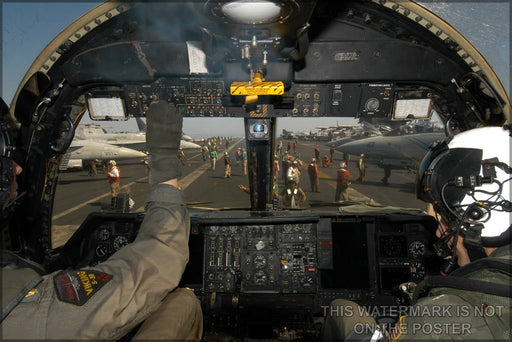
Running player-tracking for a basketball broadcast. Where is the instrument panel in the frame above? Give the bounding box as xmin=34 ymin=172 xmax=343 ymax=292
xmin=203 ymin=222 xmax=317 ymax=294
xmin=86 ymin=79 xmax=437 ymax=120
xmin=47 ymin=211 xmax=439 ymax=340
xmin=52 ymin=211 xmax=438 ymax=311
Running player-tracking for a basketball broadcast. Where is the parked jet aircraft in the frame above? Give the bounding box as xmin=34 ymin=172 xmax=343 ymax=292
xmin=75 ymin=123 xmax=146 ymax=145
xmin=63 ymin=139 xmax=147 ymax=170
xmin=2 ymin=1 xmax=509 ymax=340
xmin=337 ymin=130 xmax=446 ymax=175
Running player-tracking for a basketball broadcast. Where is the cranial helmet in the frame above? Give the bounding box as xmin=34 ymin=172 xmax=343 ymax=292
xmin=109 ymin=160 xmax=117 ymax=166
xmin=417 ymin=126 xmax=511 ymax=247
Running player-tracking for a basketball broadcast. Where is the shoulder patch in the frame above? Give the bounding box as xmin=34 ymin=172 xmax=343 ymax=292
xmin=53 ymin=270 xmax=112 ymax=306
xmin=386 ymin=315 xmax=406 ymax=342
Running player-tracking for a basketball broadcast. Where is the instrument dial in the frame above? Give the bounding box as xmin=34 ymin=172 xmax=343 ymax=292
xmin=410 ymin=261 xmax=426 ymax=281
xmin=113 ymin=235 xmax=129 ymax=251
xmin=302 ymin=275 xmax=314 ymax=287
xmin=254 ymin=270 xmax=267 ymax=285
xmin=98 ymin=228 xmax=111 ymax=241
xmin=365 ymin=98 xmax=380 ymax=111
xmin=408 ymin=241 xmax=425 ymax=259
xmin=95 ymin=244 xmax=109 ymax=258
xmin=253 ymin=254 xmax=267 ymax=269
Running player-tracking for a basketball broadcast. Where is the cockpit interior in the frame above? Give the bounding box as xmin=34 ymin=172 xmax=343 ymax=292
xmin=4 ymin=1 xmax=510 ymax=340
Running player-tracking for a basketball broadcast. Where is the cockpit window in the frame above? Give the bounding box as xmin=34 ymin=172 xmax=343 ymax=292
xmin=52 ymin=116 xmax=441 ymax=248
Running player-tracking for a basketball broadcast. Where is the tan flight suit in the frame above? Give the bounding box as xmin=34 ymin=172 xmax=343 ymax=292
xmin=389 ymin=245 xmax=511 ymax=341
xmin=1 ymin=184 xmax=202 ymax=340
xmin=323 ymin=244 xmax=511 ymax=341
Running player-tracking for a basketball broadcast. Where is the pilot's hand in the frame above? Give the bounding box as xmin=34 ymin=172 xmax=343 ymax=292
xmin=146 ymin=101 xmax=183 ymax=185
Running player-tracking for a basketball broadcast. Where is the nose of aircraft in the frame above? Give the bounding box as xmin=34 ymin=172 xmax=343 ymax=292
xmin=105 ymin=146 xmax=146 ymax=159
xmin=337 ymin=139 xmax=372 ymax=157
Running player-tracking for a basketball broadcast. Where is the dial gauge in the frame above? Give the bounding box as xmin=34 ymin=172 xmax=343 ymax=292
xmin=113 ymin=236 xmax=129 ymax=251
xmin=408 ymin=241 xmax=425 ymax=259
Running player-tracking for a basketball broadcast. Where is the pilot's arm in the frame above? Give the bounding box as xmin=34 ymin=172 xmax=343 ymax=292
xmin=2 ymin=102 xmax=200 ymax=339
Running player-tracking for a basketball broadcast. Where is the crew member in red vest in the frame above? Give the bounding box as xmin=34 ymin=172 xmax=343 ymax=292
xmin=335 ymin=161 xmax=350 ymax=202
xmin=107 ymin=160 xmax=121 ymax=209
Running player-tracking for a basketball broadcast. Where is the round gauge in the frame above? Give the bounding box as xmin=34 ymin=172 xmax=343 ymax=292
xmin=253 ymin=255 xmax=267 ymax=269
xmin=113 ymin=236 xmax=129 ymax=251
xmin=283 ymin=224 xmax=293 ymax=233
xmin=410 ymin=261 xmax=426 ymax=281
xmin=302 ymin=224 xmax=312 ymax=233
xmin=302 ymin=275 xmax=314 ymax=287
xmin=98 ymin=228 xmax=111 ymax=241
xmin=408 ymin=241 xmax=425 ymax=259
xmin=365 ymin=98 xmax=380 ymax=111
xmin=254 ymin=270 xmax=267 ymax=285
xmin=95 ymin=244 xmax=109 ymax=258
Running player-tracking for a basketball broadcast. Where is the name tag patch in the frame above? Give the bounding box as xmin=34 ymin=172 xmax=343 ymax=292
xmin=53 ymin=270 xmax=112 ymax=306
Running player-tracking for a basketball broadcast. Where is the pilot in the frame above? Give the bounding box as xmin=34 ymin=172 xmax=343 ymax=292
xmin=323 ymin=126 xmax=511 ymax=341
xmin=1 ymin=101 xmax=203 ymax=339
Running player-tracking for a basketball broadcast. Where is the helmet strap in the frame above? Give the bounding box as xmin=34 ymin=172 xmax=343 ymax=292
xmin=462 ymin=224 xmax=491 ymax=261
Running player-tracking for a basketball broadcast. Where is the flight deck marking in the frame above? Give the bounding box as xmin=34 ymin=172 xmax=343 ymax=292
xmin=52 ymin=177 xmax=148 ymax=220
xmin=134 ymin=139 xmax=243 ymax=211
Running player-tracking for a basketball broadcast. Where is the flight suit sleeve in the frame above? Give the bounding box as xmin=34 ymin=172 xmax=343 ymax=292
xmin=2 ymin=183 xmax=190 ymax=340
xmin=387 ymin=294 xmax=492 ymax=341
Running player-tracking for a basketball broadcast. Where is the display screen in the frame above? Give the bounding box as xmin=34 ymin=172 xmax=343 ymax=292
xmin=393 ymin=98 xmax=432 ymax=120
xmin=87 ymin=97 xmax=127 ymax=120
xmin=320 ymin=223 xmax=370 ymax=289
xmin=253 ymin=124 xmax=265 ymax=132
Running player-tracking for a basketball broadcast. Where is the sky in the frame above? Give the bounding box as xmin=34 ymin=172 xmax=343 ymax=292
xmin=1 ymin=1 xmax=510 ymax=137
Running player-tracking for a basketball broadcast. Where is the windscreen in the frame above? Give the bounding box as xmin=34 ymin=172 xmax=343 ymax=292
xmin=52 ymin=116 xmax=438 ymax=248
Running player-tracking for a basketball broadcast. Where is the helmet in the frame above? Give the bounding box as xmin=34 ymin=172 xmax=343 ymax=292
xmin=109 ymin=160 xmax=116 ymax=166
xmin=339 ymin=162 xmax=347 ymax=168
xmin=417 ymin=126 xmax=511 ymax=247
